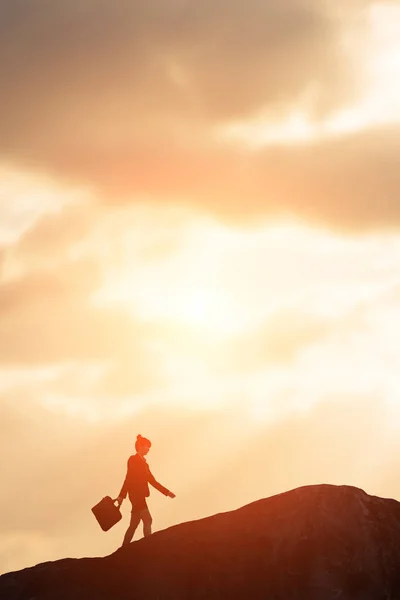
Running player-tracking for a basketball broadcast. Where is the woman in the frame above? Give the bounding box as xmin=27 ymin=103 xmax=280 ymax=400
xmin=116 ymin=434 xmax=176 ymax=546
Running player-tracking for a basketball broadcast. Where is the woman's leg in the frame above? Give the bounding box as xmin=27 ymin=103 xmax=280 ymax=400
xmin=140 ymin=508 xmax=153 ymax=537
xmin=121 ymin=509 xmax=141 ymax=546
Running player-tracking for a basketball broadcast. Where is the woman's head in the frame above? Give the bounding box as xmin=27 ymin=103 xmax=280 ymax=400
xmin=135 ymin=434 xmax=151 ymax=456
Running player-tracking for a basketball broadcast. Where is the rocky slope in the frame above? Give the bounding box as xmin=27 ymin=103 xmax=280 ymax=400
xmin=2 ymin=484 xmax=400 ymax=599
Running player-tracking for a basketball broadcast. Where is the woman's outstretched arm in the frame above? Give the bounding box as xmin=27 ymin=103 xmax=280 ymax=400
xmin=147 ymin=467 xmax=176 ymax=497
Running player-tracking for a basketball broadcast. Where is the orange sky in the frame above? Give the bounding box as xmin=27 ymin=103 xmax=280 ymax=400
xmin=1 ymin=0 xmax=400 ymax=575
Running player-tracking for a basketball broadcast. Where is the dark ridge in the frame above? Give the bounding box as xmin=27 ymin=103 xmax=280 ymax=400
xmin=2 ymin=484 xmax=400 ymax=599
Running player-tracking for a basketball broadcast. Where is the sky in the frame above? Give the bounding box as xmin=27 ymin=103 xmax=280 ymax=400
xmin=1 ymin=0 xmax=400 ymax=575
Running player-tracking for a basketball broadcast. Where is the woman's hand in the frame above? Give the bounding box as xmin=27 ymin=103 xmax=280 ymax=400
xmin=114 ymin=496 xmax=124 ymax=507
xmin=167 ymin=491 xmax=176 ymax=499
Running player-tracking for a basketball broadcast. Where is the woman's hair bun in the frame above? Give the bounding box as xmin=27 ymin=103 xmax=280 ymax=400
xmin=135 ymin=434 xmax=151 ymax=451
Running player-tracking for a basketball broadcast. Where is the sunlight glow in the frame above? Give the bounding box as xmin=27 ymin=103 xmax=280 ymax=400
xmin=96 ymin=219 xmax=400 ymax=339
xmin=86 ymin=215 xmax=400 ymax=418
xmin=94 ymin=219 xmax=252 ymax=337
xmin=135 ymin=285 xmax=239 ymax=334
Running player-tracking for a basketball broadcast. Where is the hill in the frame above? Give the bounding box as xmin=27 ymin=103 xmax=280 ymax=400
xmin=1 ymin=484 xmax=400 ymax=599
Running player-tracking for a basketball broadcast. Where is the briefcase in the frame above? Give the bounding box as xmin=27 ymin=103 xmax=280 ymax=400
xmin=91 ymin=496 xmax=122 ymax=531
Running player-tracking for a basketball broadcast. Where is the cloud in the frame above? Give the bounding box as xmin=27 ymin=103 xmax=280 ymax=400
xmin=252 ymin=124 xmax=400 ymax=231
xmin=0 ymin=206 xmax=169 ymax=396
xmin=0 ymin=259 xmax=154 ymax=376
xmin=0 ymin=202 xmax=154 ymax=373
xmin=0 ymin=1 xmax=351 ymax=133
xmin=105 ymin=123 xmax=399 ymax=232
xmin=0 ymin=1 xmax=398 ymax=231
xmin=3 ymin=122 xmax=399 ymax=232
xmin=0 ymin=0 xmax=382 ymax=229
xmin=133 ymin=123 xmax=400 ymax=233
xmin=15 ymin=203 xmax=93 ymax=261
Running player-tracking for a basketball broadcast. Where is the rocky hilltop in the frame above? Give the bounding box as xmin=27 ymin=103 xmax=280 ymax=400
xmin=2 ymin=484 xmax=400 ymax=599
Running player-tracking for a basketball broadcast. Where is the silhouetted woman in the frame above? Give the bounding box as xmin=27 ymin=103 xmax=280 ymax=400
xmin=116 ymin=434 xmax=176 ymax=546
